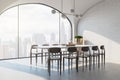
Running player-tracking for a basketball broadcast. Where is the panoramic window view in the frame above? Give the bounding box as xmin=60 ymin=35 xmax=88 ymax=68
xmin=1 ymin=0 xmax=120 ymax=80
xmin=0 ymin=4 xmax=71 ymax=59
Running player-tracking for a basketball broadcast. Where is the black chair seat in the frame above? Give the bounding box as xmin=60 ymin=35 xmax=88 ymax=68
xmin=79 ymin=54 xmax=90 ymax=58
xmin=49 ymin=57 xmax=61 ymax=60
xmin=64 ymin=56 xmax=77 ymax=59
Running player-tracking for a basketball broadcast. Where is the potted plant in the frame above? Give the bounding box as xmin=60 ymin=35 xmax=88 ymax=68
xmin=75 ymin=35 xmax=83 ymax=44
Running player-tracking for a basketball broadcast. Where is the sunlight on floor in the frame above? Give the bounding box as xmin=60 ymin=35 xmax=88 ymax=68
xmin=0 ymin=58 xmax=120 ymax=80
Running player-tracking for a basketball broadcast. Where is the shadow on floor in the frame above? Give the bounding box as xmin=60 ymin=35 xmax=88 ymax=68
xmin=0 ymin=60 xmax=120 ymax=80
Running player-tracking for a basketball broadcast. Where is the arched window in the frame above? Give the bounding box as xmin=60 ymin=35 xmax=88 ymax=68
xmin=0 ymin=4 xmax=72 ymax=59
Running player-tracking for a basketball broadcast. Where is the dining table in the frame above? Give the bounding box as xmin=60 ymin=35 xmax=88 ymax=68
xmin=37 ymin=44 xmax=96 ymax=72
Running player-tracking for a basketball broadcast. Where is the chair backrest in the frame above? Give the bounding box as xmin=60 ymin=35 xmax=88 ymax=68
xmin=100 ymin=45 xmax=104 ymax=50
xmin=60 ymin=44 xmax=66 ymax=46
xmin=30 ymin=45 xmax=38 ymax=55
xmin=92 ymin=46 xmax=100 ymax=54
xmin=30 ymin=44 xmax=41 ymax=53
xmin=81 ymin=47 xmax=89 ymax=52
xmin=100 ymin=45 xmax=105 ymax=54
xmin=48 ymin=47 xmax=61 ymax=58
xmin=48 ymin=48 xmax=61 ymax=53
xmin=67 ymin=47 xmax=77 ymax=52
xmin=31 ymin=45 xmax=38 ymax=49
xmin=67 ymin=47 xmax=78 ymax=56
xmin=42 ymin=44 xmax=49 ymax=46
xmin=92 ymin=46 xmax=98 ymax=51
xmin=81 ymin=47 xmax=91 ymax=55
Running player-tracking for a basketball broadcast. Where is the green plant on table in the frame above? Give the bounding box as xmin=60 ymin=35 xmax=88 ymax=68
xmin=75 ymin=35 xmax=83 ymax=38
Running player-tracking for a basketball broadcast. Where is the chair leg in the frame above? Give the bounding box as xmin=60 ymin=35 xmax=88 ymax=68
xmin=48 ymin=59 xmax=51 ymax=76
xmin=68 ymin=59 xmax=70 ymax=71
xmin=41 ymin=53 xmax=43 ymax=64
xmin=48 ymin=60 xmax=49 ymax=69
xmin=96 ymin=56 xmax=98 ymax=67
xmin=98 ymin=55 xmax=100 ymax=68
xmin=58 ymin=60 xmax=59 ymax=72
xmin=85 ymin=58 xmax=87 ymax=68
xmin=52 ymin=60 xmax=53 ymax=69
xmin=45 ymin=53 xmax=47 ymax=61
xmin=82 ymin=58 xmax=84 ymax=71
xmin=30 ymin=55 xmax=32 ymax=65
xmin=93 ymin=56 xmax=95 ymax=69
xmin=60 ymin=60 xmax=61 ymax=75
xmin=63 ymin=58 xmax=65 ymax=71
xmin=76 ymin=57 xmax=78 ymax=72
xmin=96 ymin=56 xmax=98 ymax=63
xmin=104 ymin=54 xmax=105 ymax=65
xmin=101 ymin=55 xmax=103 ymax=63
xmin=71 ymin=59 xmax=73 ymax=70
xmin=35 ymin=54 xmax=37 ymax=65
xmin=89 ymin=56 xmax=91 ymax=70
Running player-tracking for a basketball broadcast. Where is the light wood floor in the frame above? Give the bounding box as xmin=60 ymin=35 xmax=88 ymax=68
xmin=0 ymin=58 xmax=120 ymax=80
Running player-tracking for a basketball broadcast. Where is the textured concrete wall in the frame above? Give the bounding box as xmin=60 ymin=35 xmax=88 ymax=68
xmin=78 ymin=0 xmax=120 ymax=63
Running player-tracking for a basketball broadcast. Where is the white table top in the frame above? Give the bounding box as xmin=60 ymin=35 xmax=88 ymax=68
xmin=38 ymin=44 xmax=96 ymax=49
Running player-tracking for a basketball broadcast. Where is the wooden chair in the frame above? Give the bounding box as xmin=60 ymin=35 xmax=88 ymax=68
xmin=63 ymin=47 xmax=78 ymax=72
xmin=30 ymin=45 xmax=43 ymax=65
xmin=78 ymin=47 xmax=91 ymax=71
xmin=100 ymin=45 xmax=105 ymax=65
xmin=48 ymin=47 xmax=62 ymax=76
xmin=91 ymin=46 xmax=100 ymax=68
xmin=42 ymin=44 xmax=49 ymax=61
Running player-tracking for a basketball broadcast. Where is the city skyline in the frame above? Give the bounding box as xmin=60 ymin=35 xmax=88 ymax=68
xmin=0 ymin=4 xmax=71 ymax=59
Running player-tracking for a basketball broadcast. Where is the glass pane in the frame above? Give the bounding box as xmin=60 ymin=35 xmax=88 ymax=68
xmin=0 ymin=4 xmax=72 ymax=59
xmin=0 ymin=7 xmax=18 ymax=59
xmin=19 ymin=4 xmax=59 ymax=57
xmin=60 ymin=14 xmax=71 ymax=44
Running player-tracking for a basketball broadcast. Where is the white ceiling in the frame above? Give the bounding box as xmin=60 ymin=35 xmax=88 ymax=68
xmin=0 ymin=0 xmax=104 ymax=16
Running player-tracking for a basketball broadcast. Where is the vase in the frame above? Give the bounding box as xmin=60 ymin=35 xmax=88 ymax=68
xmin=75 ymin=38 xmax=83 ymax=45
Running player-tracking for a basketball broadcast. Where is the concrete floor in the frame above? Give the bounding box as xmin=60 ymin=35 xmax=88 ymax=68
xmin=0 ymin=58 xmax=120 ymax=80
